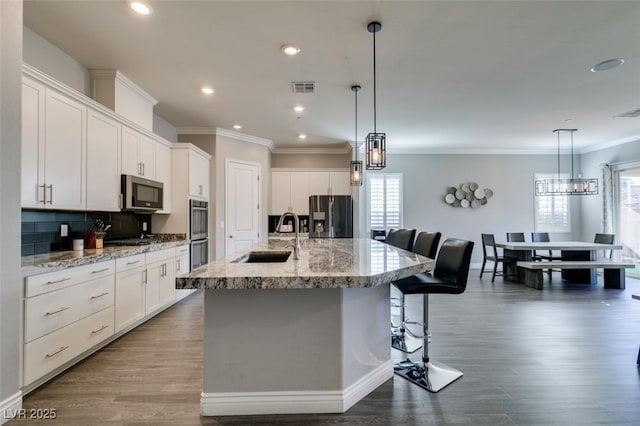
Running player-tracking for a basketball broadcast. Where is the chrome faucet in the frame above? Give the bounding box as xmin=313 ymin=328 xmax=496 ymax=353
xmin=276 ymin=211 xmax=301 ymax=260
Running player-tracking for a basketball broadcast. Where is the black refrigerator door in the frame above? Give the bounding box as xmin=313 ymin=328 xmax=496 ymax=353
xmin=330 ymin=196 xmax=353 ymax=238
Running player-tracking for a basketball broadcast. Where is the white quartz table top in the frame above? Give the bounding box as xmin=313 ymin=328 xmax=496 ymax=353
xmin=176 ymin=238 xmax=434 ymax=290
xmin=495 ymin=241 xmax=623 ymax=251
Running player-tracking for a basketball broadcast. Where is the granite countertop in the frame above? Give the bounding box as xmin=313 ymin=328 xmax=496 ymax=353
xmin=22 ymin=236 xmax=188 ymax=278
xmin=176 ymin=238 xmax=433 ymax=290
xmin=267 ymin=232 xmax=310 ymax=238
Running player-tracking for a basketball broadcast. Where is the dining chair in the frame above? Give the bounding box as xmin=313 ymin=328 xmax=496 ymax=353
xmin=391 ymin=231 xmax=441 ymax=353
xmin=506 ymin=232 xmax=525 ymax=242
xmin=594 ymin=233 xmax=615 ymax=259
xmin=531 ymin=232 xmax=562 ymax=278
xmin=480 ymin=233 xmax=508 ymax=283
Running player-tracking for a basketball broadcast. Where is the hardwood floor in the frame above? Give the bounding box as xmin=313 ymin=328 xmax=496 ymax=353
xmin=11 ymin=273 xmax=640 ymax=425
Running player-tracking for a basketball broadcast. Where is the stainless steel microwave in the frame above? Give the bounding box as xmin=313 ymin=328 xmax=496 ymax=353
xmin=121 ymin=175 xmax=164 ymax=212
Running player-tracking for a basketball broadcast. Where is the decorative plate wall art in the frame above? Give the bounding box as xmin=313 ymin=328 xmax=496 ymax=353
xmin=444 ymin=182 xmax=493 ymax=208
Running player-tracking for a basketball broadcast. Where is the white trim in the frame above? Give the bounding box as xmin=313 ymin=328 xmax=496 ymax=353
xmin=200 ymin=360 xmax=392 ymax=416
xmin=387 ymin=146 xmax=560 ymax=155
xmin=273 ymin=144 xmax=352 ymax=155
xmin=1 ymin=391 xmax=22 ymax=425
xmin=578 ymin=135 xmax=640 ymax=154
xmin=176 ymin=127 xmax=276 ymax=151
xmin=271 ymin=167 xmax=349 ymax=173
xmin=170 ymin=142 xmax=212 ymax=160
xmin=175 ymin=126 xmax=218 ymax=135
xmin=89 ymin=69 xmax=158 ymax=105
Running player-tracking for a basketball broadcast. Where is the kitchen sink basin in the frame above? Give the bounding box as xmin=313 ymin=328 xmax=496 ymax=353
xmin=233 ymin=250 xmax=291 ymax=263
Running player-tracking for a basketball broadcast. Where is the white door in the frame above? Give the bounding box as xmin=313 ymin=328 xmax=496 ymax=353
xmin=226 ymin=160 xmax=261 ymax=256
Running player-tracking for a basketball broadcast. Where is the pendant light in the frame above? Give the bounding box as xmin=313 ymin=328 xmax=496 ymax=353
xmin=535 ymin=129 xmax=598 ymax=196
xmin=350 ymin=85 xmax=363 ymax=186
xmin=365 ymin=21 xmax=386 ymax=170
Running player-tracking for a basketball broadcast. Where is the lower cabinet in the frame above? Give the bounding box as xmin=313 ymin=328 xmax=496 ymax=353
xmin=24 ymin=245 xmax=189 ymax=388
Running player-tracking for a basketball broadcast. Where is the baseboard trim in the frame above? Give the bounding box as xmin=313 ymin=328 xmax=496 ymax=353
xmin=201 ymin=360 xmax=393 ymax=416
xmin=1 ymin=391 xmax=22 ymax=425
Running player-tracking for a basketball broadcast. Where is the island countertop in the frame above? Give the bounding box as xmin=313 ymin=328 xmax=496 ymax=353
xmin=176 ymin=238 xmax=433 ymax=290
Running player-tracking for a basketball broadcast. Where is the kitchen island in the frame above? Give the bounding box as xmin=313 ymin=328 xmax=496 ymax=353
xmin=176 ymin=238 xmax=433 ymax=416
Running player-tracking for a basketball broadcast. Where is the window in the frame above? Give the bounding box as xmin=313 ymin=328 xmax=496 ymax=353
xmin=534 ymin=173 xmax=570 ymax=232
xmin=367 ymin=173 xmax=402 ymax=230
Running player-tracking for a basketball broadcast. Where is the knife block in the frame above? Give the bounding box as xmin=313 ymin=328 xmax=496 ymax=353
xmin=86 ymin=231 xmax=104 ymax=249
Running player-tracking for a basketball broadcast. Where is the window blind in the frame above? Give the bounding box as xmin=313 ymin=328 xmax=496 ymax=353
xmin=368 ymin=173 xmax=402 ymax=230
xmin=534 ymin=173 xmax=571 ymax=232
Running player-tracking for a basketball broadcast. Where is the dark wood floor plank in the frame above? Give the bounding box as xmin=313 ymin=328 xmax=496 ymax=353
xmin=10 ymin=273 xmax=640 ymax=425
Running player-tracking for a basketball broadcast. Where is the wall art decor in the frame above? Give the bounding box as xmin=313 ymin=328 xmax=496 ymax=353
xmin=444 ymin=182 xmax=493 ymax=208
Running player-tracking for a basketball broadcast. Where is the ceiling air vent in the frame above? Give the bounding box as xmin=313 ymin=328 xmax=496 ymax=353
xmin=292 ymin=81 xmax=316 ymax=94
xmin=615 ymin=108 xmax=640 ymax=118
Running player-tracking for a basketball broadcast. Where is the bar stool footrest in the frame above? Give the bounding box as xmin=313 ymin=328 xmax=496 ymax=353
xmin=391 ymin=332 xmax=423 ymax=353
xmin=394 ymin=358 xmax=463 ymax=392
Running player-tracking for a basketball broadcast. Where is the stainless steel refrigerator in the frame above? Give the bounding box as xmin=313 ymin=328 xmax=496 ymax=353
xmin=309 ymin=195 xmax=353 ymax=238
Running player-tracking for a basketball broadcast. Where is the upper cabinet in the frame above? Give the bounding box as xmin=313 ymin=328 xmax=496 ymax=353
xmin=271 ymin=171 xmax=309 ymax=215
xmin=22 ymin=76 xmax=87 ymax=210
xmin=189 ymin=150 xmax=210 ymax=200
xmin=122 ymin=126 xmax=156 ymax=179
xmin=155 ymin=143 xmax=172 ymax=214
xmin=327 ymin=171 xmax=351 ymax=196
xmin=86 ymin=109 xmax=121 ymax=211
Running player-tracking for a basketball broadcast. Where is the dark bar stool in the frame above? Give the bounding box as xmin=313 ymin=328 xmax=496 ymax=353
xmin=391 ymin=231 xmax=441 ymax=354
xmin=393 ymin=238 xmax=474 ymax=392
xmin=385 ymin=228 xmax=416 ymax=251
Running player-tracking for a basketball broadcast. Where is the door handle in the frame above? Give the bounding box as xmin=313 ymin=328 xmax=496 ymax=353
xmin=39 ymin=184 xmax=46 ymax=204
xmin=47 ymin=184 xmax=53 ymax=204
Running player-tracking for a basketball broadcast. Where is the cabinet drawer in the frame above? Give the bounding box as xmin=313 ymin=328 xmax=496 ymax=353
xmin=175 ymin=245 xmax=189 ymax=257
xmin=24 ymin=275 xmax=115 ymax=343
xmin=24 ymin=306 xmax=114 ymax=386
xmin=146 ymin=247 xmax=175 ymax=264
xmin=116 ymin=254 xmax=146 ymax=272
xmin=26 ymin=260 xmax=115 ymax=298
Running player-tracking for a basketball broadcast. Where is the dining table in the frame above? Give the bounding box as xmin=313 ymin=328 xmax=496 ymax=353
xmin=494 ymin=241 xmax=623 ymax=285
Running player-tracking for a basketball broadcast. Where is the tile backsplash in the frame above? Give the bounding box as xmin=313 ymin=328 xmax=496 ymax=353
xmin=21 ymin=210 xmax=152 ymax=256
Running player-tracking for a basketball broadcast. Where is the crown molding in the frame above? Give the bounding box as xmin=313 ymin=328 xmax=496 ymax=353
xmin=273 ymin=142 xmax=352 ymax=155
xmin=385 ymin=146 xmax=559 ymax=155
xmin=577 ymin=135 xmax=640 ymax=154
xmin=176 ymin=127 xmax=275 ymax=151
xmin=89 ymin=68 xmax=158 ymax=106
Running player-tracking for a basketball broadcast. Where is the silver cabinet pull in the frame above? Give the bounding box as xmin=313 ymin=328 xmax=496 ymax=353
xmin=45 ymin=345 xmax=69 ymax=358
xmin=39 ymin=184 xmax=47 ymax=203
xmin=176 ymin=259 xmax=180 ymax=272
xmin=91 ymin=325 xmax=109 ymax=334
xmin=45 ymin=277 xmax=71 ymax=285
xmin=91 ymin=268 xmax=110 ymax=274
xmin=126 ymin=260 xmax=141 ymax=265
xmin=47 ymin=184 xmax=53 ymax=204
xmin=90 ymin=292 xmax=109 ymax=300
xmin=45 ymin=306 xmax=71 ymax=316
xmin=143 ymin=269 xmax=147 ymax=284
xmin=142 ymin=163 xmax=145 ymax=176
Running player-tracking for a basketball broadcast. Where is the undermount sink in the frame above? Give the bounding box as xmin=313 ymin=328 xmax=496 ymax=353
xmin=233 ymin=250 xmax=291 ymax=263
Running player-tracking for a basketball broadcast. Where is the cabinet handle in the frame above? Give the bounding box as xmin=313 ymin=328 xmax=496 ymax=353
xmin=45 ymin=345 xmax=70 ymax=358
xmin=47 ymin=184 xmax=53 ymax=204
xmin=142 ymin=163 xmax=145 ymax=176
xmin=143 ymin=269 xmax=147 ymax=284
xmin=39 ymin=184 xmax=47 ymax=203
xmin=90 ymin=292 xmax=109 ymax=300
xmin=199 ymin=184 xmax=203 ymax=195
xmin=91 ymin=325 xmax=109 ymax=334
xmin=45 ymin=306 xmax=71 ymax=316
xmin=45 ymin=277 xmax=71 ymax=285
xmin=126 ymin=260 xmax=141 ymax=265
xmin=90 ymin=268 xmax=110 ymax=274
xmin=176 ymin=259 xmax=180 ymax=272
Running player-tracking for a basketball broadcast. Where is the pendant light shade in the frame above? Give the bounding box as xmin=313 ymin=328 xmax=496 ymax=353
xmin=535 ymin=129 xmax=598 ymax=196
xmin=350 ymin=84 xmax=363 ymax=186
xmin=365 ymin=21 xmax=386 ymax=170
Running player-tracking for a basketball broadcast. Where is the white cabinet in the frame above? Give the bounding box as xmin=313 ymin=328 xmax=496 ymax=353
xmin=308 ymin=171 xmax=350 ymax=196
xmin=21 ymin=76 xmax=87 ymax=210
xmin=175 ymin=245 xmax=190 ymax=275
xmin=122 ymin=125 xmax=156 ymax=179
xmin=86 ymin=109 xmax=121 ymax=211
xmin=189 ymin=150 xmax=210 ymax=200
xmin=115 ymin=255 xmax=146 ymax=333
xmin=155 ymin=143 xmax=172 ymax=214
xmin=146 ymin=248 xmax=176 ymax=311
xmin=270 ymin=171 xmax=309 ymax=215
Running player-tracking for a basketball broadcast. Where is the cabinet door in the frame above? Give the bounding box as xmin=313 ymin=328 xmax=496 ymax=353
xmin=159 ymin=261 xmax=176 ymax=306
xmin=176 ymin=246 xmax=190 ymax=275
xmin=155 ymin=143 xmax=171 ymax=213
xmin=22 ymin=77 xmax=46 ymax=208
xmin=87 ymin=109 xmax=121 ymax=211
xmin=145 ymin=263 xmax=161 ymax=314
xmin=289 ymin=172 xmax=310 ymax=215
xmin=308 ymin=171 xmax=330 ymax=195
xmin=44 ymin=89 xmax=87 ymax=210
xmin=329 ymin=171 xmax=351 ymax=196
xmin=115 ymin=267 xmax=145 ymax=332
xmin=271 ymin=171 xmax=291 ymax=214
xmin=139 ymin=136 xmax=156 ymax=179
xmin=121 ymin=126 xmax=141 ymax=176
xmin=189 ymin=151 xmax=210 ymax=200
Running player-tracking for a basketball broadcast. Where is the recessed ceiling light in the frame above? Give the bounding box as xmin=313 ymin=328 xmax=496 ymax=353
xmin=293 ymin=105 xmax=305 ymax=113
xmin=591 ymin=58 xmax=625 ymax=72
xmin=130 ymin=1 xmax=153 ymax=15
xmin=298 ymin=134 xmax=307 ymax=140
xmin=233 ymin=124 xmax=242 ymax=130
xmin=281 ymin=44 xmax=301 ymax=56
xmin=201 ymin=86 xmax=214 ymax=95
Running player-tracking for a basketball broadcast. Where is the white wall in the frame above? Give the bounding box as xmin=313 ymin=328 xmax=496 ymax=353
xmin=379 ymin=153 xmax=582 ymax=265
xmin=153 ymin=114 xmax=177 ymax=142
xmin=1 ymin=0 xmax=23 ymax=416
xmin=579 ymin=139 xmax=640 ymax=241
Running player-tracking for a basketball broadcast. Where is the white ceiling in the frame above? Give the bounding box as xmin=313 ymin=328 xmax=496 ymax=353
xmin=23 ymin=0 xmax=640 ymax=153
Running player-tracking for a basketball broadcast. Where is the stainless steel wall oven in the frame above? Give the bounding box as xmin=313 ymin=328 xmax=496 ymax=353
xmin=190 ymin=200 xmax=209 ymax=269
